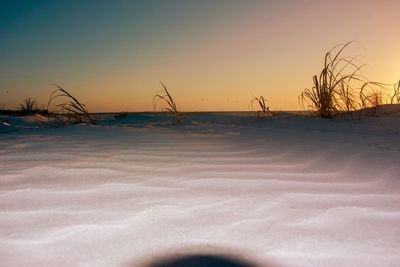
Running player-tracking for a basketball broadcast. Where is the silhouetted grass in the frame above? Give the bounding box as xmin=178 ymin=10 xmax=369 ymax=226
xmin=336 ymin=80 xmax=359 ymax=112
xmin=250 ymin=96 xmax=270 ymax=119
xmin=153 ymin=82 xmax=182 ymax=123
xmin=360 ymin=82 xmax=385 ymax=109
xmin=19 ymin=97 xmax=38 ymax=114
xmin=17 ymin=98 xmax=49 ymax=115
xmin=47 ymin=85 xmax=94 ymax=124
xmin=359 ymin=80 xmax=400 ymax=109
xmin=299 ymin=42 xmax=364 ymax=118
xmin=390 ymin=80 xmax=400 ymax=104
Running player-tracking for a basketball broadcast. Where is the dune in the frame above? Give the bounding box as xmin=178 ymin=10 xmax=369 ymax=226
xmin=0 ymin=112 xmax=399 ymax=267
xmin=338 ymin=104 xmax=400 ymax=118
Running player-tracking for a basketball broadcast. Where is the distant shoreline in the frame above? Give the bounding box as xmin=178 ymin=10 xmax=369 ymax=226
xmin=0 ymin=110 xmax=305 ymax=116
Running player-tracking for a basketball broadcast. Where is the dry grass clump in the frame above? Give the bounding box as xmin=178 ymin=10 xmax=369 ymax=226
xmin=18 ymin=98 xmax=49 ymax=115
xmin=336 ymin=80 xmax=359 ymax=112
xmin=360 ymin=82 xmax=384 ymax=109
xmin=390 ymin=80 xmax=400 ymax=104
xmin=47 ymin=85 xmax=94 ymax=125
xmin=299 ymin=41 xmax=400 ymax=118
xmin=153 ymin=82 xmax=182 ymax=124
xmin=299 ymin=42 xmax=364 ymax=118
xmin=360 ymin=80 xmax=400 ymax=108
xmin=250 ymin=96 xmax=270 ymax=119
xmin=19 ymin=97 xmax=38 ymax=114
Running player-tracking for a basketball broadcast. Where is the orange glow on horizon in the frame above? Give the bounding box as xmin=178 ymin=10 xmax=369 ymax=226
xmin=1 ymin=1 xmax=399 ymax=112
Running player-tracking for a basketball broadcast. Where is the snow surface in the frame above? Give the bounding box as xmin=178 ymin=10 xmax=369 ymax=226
xmin=1 ymin=110 xmax=400 ymax=267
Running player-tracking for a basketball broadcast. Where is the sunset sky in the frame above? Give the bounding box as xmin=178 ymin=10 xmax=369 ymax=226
xmin=1 ymin=0 xmax=399 ymax=112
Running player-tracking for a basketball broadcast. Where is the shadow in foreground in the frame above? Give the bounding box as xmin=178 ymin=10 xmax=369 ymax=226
xmin=145 ymin=254 xmax=258 ymax=267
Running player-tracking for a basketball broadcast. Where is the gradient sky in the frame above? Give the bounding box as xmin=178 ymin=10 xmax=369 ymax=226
xmin=1 ymin=0 xmax=399 ymax=112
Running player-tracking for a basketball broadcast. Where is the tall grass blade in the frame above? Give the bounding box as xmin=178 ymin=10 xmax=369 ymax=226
xmin=153 ymin=82 xmax=182 ymax=124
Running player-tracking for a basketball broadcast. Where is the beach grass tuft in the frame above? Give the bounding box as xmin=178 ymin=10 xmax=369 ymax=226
xmin=19 ymin=97 xmax=38 ymax=114
xmin=153 ymin=82 xmax=182 ymax=124
xmin=390 ymin=80 xmax=400 ymax=104
xmin=47 ymin=85 xmax=94 ymax=124
xmin=299 ymin=41 xmax=364 ymax=118
xmin=359 ymin=80 xmax=400 ymax=108
xmin=250 ymin=96 xmax=270 ymax=119
xmin=18 ymin=98 xmax=49 ymax=115
xmin=360 ymin=82 xmax=385 ymax=109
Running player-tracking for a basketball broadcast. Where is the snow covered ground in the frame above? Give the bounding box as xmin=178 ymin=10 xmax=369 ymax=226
xmin=1 ymin=109 xmax=400 ymax=267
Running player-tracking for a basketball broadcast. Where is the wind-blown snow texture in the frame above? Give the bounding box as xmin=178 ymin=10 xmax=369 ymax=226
xmin=1 ymin=111 xmax=400 ymax=267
